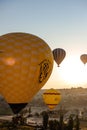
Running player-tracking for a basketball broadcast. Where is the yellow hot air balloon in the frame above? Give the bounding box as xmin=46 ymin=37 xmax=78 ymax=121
xmin=80 ymin=54 xmax=87 ymax=65
xmin=52 ymin=48 xmax=66 ymax=67
xmin=0 ymin=32 xmax=53 ymax=114
xmin=43 ymin=88 xmax=61 ymax=110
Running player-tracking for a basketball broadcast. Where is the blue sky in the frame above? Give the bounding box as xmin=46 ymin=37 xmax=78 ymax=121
xmin=0 ymin=0 xmax=87 ymax=88
xmin=0 ymin=0 xmax=87 ymax=50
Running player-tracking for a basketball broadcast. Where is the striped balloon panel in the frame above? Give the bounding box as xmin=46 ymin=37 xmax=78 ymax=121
xmin=53 ymin=48 xmax=66 ymax=66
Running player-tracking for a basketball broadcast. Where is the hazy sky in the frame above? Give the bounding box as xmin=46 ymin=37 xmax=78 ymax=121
xmin=0 ymin=0 xmax=87 ymax=89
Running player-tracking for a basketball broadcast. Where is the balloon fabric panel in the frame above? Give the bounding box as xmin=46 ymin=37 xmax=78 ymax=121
xmin=0 ymin=33 xmax=53 ymax=114
xmin=43 ymin=88 xmax=61 ymax=110
xmin=80 ymin=54 xmax=87 ymax=64
xmin=53 ymin=48 xmax=66 ymax=67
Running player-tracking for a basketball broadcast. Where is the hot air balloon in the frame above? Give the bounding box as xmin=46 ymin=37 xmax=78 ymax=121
xmin=80 ymin=54 xmax=87 ymax=65
xmin=0 ymin=32 xmax=53 ymax=114
xmin=52 ymin=48 xmax=66 ymax=67
xmin=43 ymin=88 xmax=61 ymax=110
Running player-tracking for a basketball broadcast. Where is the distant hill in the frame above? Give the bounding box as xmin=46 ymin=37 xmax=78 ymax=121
xmin=28 ymin=87 xmax=87 ymax=110
xmin=0 ymin=87 xmax=87 ymax=115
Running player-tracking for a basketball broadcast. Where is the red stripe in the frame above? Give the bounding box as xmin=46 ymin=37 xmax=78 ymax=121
xmin=44 ymin=93 xmax=60 ymax=95
xmin=46 ymin=104 xmax=58 ymax=106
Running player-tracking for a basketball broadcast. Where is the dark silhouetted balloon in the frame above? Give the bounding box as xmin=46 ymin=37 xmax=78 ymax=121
xmin=52 ymin=48 xmax=66 ymax=67
xmin=80 ymin=54 xmax=87 ymax=65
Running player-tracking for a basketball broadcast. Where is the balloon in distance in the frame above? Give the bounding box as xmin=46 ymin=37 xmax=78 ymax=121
xmin=80 ymin=54 xmax=87 ymax=65
xmin=52 ymin=48 xmax=66 ymax=67
xmin=43 ymin=88 xmax=61 ymax=110
xmin=0 ymin=32 xmax=54 ymax=114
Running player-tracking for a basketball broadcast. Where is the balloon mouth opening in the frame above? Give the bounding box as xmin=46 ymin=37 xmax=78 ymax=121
xmin=9 ymin=103 xmax=27 ymax=114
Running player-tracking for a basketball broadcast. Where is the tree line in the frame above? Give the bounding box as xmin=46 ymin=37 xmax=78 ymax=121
xmin=42 ymin=111 xmax=80 ymax=130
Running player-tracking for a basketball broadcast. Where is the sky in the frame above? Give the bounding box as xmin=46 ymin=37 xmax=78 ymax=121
xmin=0 ymin=0 xmax=87 ymax=89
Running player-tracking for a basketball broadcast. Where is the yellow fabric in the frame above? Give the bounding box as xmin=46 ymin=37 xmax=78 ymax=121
xmin=0 ymin=32 xmax=53 ymax=103
xmin=43 ymin=88 xmax=61 ymax=110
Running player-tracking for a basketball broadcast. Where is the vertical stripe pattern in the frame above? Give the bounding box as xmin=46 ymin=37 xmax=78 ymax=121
xmin=53 ymin=48 xmax=66 ymax=66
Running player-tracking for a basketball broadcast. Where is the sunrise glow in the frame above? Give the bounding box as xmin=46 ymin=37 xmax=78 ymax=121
xmin=59 ymin=56 xmax=87 ymax=87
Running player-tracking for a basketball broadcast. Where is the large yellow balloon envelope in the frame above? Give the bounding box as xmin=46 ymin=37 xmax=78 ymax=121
xmin=43 ymin=88 xmax=61 ymax=110
xmin=52 ymin=48 xmax=66 ymax=67
xmin=80 ymin=54 xmax=87 ymax=65
xmin=0 ymin=32 xmax=53 ymax=114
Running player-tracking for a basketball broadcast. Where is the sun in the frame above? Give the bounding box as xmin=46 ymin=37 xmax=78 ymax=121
xmin=59 ymin=55 xmax=87 ymax=87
